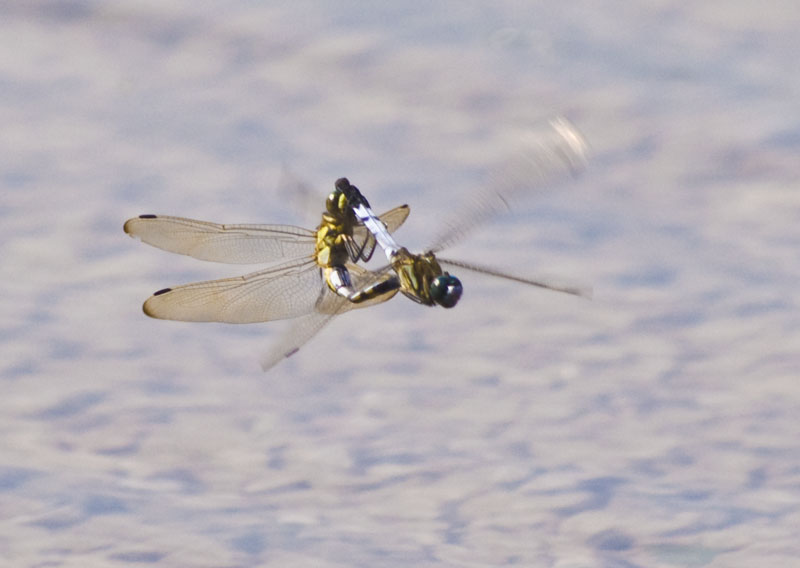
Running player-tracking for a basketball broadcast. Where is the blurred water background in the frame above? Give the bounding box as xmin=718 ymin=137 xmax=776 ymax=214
xmin=1 ymin=1 xmax=799 ymax=566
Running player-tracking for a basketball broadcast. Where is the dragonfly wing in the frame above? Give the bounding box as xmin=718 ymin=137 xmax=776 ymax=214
xmin=376 ymin=205 xmax=411 ymax=235
xmin=429 ymin=118 xmax=588 ymax=253
xmin=260 ymin=310 xmax=337 ymax=371
xmin=124 ymin=215 xmax=316 ymax=264
xmin=438 ymin=257 xmax=592 ymax=299
xmin=143 ymin=258 xmax=324 ymax=323
xmin=260 ymin=264 xmax=398 ymax=370
xmin=345 ymin=232 xmax=378 ymax=263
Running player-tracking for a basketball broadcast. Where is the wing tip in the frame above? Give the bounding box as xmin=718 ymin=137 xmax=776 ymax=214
xmin=123 ymin=214 xmax=158 ymax=236
xmin=260 ymin=347 xmax=298 ymax=372
xmin=142 ymin=289 xmax=172 ymax=318
xmin=549 ymin=116 xmax=590 ymax=174
xmin=142 ymin=299 xmax=157 ymax=318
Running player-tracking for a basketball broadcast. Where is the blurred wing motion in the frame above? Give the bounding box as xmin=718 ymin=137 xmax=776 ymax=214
xmin=127 ymin=117 xmax=588 ymax=370
xmin=260 ymin=264 xmax=397 ymax=371
xmin=438 ymin=258 xmax=592 ymax=299
xmin=429 ymin=117 xmax=588 ymax=253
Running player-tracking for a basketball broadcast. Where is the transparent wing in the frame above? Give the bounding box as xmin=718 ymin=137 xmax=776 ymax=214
xmin=274 ymin=166 xmax=325 ymax=227
xmin=261 ymin=264 xmax=398 ymax=371
xmin=345 ymin=232 xmax=378 ymax=263
xmin=123 ymin=215 xmax=316 ymax=264
xmin=438 ymin=257 xmax=592 ymax=299
xmin=429 ymin=117 xmax=588 ymax=253
xmin=260 ymin=310 xmax=337 ymax=371
xmin=143 ymin=258 xmax=325 ymax=323
xmin=124 ymin=206 xmax=409 ymax=265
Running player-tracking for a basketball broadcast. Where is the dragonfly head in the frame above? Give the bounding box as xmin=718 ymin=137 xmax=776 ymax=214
xmin=328 ymin=178 xmax=370 ymax=217
xmin=326 ymin=185 xmax=347 ymax=216
xmin=430 ymin=274 xmax=462 ymax=308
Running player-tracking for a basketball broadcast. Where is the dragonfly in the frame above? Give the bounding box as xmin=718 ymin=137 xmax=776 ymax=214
xmin=125 ymin=118 xmax=590 ymax=370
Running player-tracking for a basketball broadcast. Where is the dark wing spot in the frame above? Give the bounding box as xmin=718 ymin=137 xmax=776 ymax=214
xmin=285 ymin=347 xmax=300 ymax=358
xmin=139 ymin=214 xmax=157 ymax=219
xmin=153 ymin=288 xmax=172 ymax=296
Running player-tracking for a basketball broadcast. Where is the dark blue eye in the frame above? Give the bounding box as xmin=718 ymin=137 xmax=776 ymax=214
xmin=430 ymin=274 xmax=462 ymax=308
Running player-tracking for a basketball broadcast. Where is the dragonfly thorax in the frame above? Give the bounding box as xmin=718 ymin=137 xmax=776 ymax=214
xmin=315 ymin=212 xmax=352 ymax=268
xmin=316 ymin=182 xmax=372 ymax=268
xmin=390 ymin=248 xmax=462 ymax=308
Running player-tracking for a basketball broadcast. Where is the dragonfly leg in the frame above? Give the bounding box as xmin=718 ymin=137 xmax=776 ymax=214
xmin=325 ymin=266 xmax=399 ymax=304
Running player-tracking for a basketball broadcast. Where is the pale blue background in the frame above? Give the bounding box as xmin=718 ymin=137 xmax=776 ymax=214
xmin=1 ymin=1 xmax=799 ymax=566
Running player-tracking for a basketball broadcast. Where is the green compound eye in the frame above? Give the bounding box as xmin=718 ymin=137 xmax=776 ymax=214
xmin=430 ymin=274 xmax=462 ymax=308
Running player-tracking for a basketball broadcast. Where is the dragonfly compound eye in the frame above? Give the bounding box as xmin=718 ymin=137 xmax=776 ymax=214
xmin=326 ymin=190 xmax=345 ymax=215
xmin=430 ymin=274 xmax=463 ymax=308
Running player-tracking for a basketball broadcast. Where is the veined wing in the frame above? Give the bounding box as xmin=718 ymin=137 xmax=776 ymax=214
xmin=123 ymin=206 xmax=409 ymax=265
xmin=349 ymin=204 xmax=410 ymax=262
xmin=261 ymin=310 xmax=339 ymax=371
xmin=123 ymin=215 xmax=316 ymax=264
xmin=438 ymin=257 xmax=592 ymax=299
xmin=261 ymin=264 xmax=398 ymax=371
xmin=143 ymin=257 xmax=324 ymax=323
xmin=429 ymin=117 xmax=588 ymax=253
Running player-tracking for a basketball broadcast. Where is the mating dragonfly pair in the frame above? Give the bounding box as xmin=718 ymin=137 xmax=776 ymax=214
xmin=124 ymin=118 xmax=591 ymax=370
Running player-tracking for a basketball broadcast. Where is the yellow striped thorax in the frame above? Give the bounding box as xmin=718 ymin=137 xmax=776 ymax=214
xmin=390 ymin=248 xmax=444 ymax=306
xmin=314 ymin=186 xmax=357 ymax=269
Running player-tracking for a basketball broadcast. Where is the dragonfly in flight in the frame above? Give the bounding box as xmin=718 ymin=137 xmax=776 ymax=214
xmin=125 ymin=118 xmax=590 ymax=370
